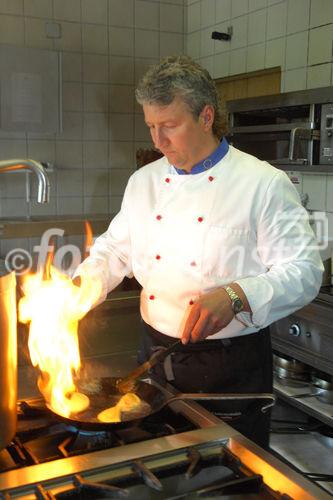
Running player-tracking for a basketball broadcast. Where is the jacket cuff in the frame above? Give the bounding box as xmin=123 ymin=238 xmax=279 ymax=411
xmin=234 ymin=276 xmax=274 ymax=328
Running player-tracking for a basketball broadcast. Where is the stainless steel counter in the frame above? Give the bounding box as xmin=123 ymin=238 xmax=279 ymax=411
xmin=0 ymin=214 xmax=113 ymax=238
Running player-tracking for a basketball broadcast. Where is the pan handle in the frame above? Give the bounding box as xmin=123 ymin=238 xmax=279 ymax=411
xmin=164 ymin=393 xmax=275 ymax=413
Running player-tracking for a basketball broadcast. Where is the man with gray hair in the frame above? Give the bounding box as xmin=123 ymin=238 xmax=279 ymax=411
xmin=76 ymin=55 xmax=322 ymax=448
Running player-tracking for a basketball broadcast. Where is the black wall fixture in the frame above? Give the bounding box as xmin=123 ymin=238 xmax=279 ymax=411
xmin=211 ymin=27 xmax=232 ymax=41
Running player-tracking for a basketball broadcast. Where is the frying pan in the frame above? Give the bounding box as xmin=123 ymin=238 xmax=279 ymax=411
xmin=46 ymin=377 xmax=275 ymax=431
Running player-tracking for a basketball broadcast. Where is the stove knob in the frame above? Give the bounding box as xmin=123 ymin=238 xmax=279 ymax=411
xmin=289 ymin=323 xmax=301 ymax=337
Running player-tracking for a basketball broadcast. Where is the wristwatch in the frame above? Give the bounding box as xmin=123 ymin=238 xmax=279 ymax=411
xmin=224 ymin=286 xmax=244 ymax=314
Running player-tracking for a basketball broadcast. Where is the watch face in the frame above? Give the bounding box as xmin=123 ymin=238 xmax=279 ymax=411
xmin=233 ymin=298 xmax=244 ymax=314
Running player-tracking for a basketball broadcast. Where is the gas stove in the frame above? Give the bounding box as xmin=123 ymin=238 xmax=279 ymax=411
xmin=0 ymin=379 xmax=330 ymax=499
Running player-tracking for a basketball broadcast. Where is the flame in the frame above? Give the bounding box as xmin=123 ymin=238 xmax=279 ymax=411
xmin=83 ymin=221 xmax=93 ymax=259
xmin=19 ymin=229 xmax=102 ymax=418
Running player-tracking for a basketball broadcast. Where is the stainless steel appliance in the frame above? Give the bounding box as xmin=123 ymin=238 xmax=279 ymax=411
xmin=226 ymin=87 xmax=333 ymax=167
xmin=0 ymin=379 xmax=330 ymax=500
xmin=270 ymin=287 xmax=333 ymax=495
xmin=0 ymin=263 xmax=17 ymax=452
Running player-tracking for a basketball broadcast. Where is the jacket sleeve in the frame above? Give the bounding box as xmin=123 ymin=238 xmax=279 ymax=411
xmin=74 ymin=178 xmax=133 ymax=306
xmin=235 ymin=170 xmax=323 ymax=328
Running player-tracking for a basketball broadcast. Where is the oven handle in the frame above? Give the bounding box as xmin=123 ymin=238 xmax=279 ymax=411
xmin=288 ymin=127 xmax=320 ymax=162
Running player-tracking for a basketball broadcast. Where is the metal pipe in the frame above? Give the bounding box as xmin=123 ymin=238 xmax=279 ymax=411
xmin=0 ymin=158 xmax=50 ymax=203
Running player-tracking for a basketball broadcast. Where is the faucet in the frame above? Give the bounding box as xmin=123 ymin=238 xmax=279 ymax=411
xmin=0 ymin=159 xmax=50 ymax=203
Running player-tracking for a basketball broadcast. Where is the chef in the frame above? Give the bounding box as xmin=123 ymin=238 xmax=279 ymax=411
xmin=75 ymin=55 xmax=323 ymax=448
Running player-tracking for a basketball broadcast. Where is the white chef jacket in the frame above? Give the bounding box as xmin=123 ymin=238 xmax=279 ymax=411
xmin=77 ymin=145 xmax=323 ymax=339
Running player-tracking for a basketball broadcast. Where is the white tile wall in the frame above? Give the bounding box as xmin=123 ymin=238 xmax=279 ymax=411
xmin=302 ymin=174 xmax=327 ymax=211
xmin=283 ymin=67 xmax=307 ymax=92
xmin=266 ymin=1 xmax=287 ymax=39
xmin=310 ymin=0 xmax=333 ymax=29
xmin=265 ymin=37 xmax=285 ymax=68
xmin=285 ymin=31 xmax=308 ymax=70
xmin=200 ymin=0 xmax=215 ymax=28
xmin=216 ymin=0 xmax=231 ymax=23
xmin=307 ymin=63 xmax=332 ymax=89
xmin=247 ymin=43 xmax=265 ymax=71
xmin=308 ymin=25 xmax=333 ymax=66
xmin=248 ymin=9 xmax=267 ymax=45
xmin=286 ymin=0 xmax=310 ymax=34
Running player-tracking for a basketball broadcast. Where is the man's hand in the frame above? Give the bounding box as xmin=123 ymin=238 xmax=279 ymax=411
xmin=181 ymin=284 xmax=250 ymax=344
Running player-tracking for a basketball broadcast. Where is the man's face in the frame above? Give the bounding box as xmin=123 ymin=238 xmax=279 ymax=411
xmin=143 ymin=97 xmax=213 ymax=172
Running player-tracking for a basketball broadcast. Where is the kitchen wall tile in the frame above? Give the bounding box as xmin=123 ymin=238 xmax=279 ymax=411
xmin=135 ymin=0 xmax=159 ymax=30
xmin=24 ymin=0 xmax=52 ymax=18
xmin=310 ymin=0 xmax=333 ymax=28
xmin=229 ymin=48 xmax=247 ymax=75
xmin=200 ymin=27 xmax=215 ymax=57
xmin=63 ymin=82 xmax=83 ymax=112
xmin=30 ymin=196 xmax=57 ymax=216
xmin=109 ymin=168 xmax=134 ymax=196
xmin=24 ymin=18 xmax=53 ymax=49
xmin=248 ymin=0 xmax=267 ymax=11
xmin=285 ymin=31 xmax=308 ymax=70
xmin=109 ymin=56 xmax=134 ymax=84
xmin=83 ymin=113 xmax=109 ymax=140
xmin=160 ymin=32 xmax=184 ymax=58
xmin=231 ymin=0 xmax=249 ymax=18
xmin=28 ymin=140 xmax=56 ymax=165
xmin=285 ymin=171 xmax=303 ymax=195
xmin=84 ymin=169 xmax=109 ymax=196
xmin=53 ymin=0 xmax=81 ymax=22
xmin=282 ymin=67 xmax=307 ymax=92
xmin=56 ymin=141 xmax=83 ymax=169
xmin=109 ymin=0 xmax=134 ymax=27
xmin=307 ymin=63 xmax=331 ymax=89
xmin=62 ymin=52 xmax=82 ymax=82
xmin=287 ymin=0 xmax=310 ymax=34
xmin=267 ymin=0 xmax=283 ymax=4
xmin=109 ymin=27 xmax=134 ymax=56
xmin=84 ymin=141 xmax=109 ymax=168
xmin=160 ymin=3 xmax=183 ymax=33
xmin=57 ymin=112 xmax=83 ymax=141
xmin=230 ymin=15 xmax=248 ymax=50
xmin=308 ymin=25 xmax=333 ymax=66
xmin=326 ymin=176 xmax=333 ymax=212
xmin=134 ymin=113 xmax=151 ymax=142
xmin=248 ymin=9 xmax=266 ymax=45
xmin=247 ymin=43 xmax=265 ymax=71
xmin=84 ymin=196 xmax=109 ymax=214
xmin=0 ymin=173 xmax=27 ymax=199
xmin=83 ymin=54 xmax=108 ymax=83
xmin=109 ymin=141 xmax=134 ymax=169
xmin=0 ymin=15 xmax=24 ymax=46
xmin=265 ymin=37 xmax=285 ymax=68
xmin=216 ymin=0 xmax=231 ymax=23
xmin=82 ymin=24 xmax=108 ymax=54
xmin=82 ymin=0 xmax=108 ymax=25
xmin=57 ymin=196 xmax=84 ymax=215
xmin=0 ymin=139 xmax=27 ymax=158
xmin=187 ymin=1 xmax=200 ymax=32
xmin=109 ymin=85 xmax=134 ymax=113
xmin=0 ymin=0 xmax=23 ymax=15
xmin=84 ymin=84 xmax=108 ymax=113
xmin=302 ymin=173 xmax=327 ymax=211
xmin=186 ymin=31 xmax=201 ymax=58
xmin=53 ymin=21 xmax=82 ymax=52
xmin=56 ymin=169 xmax=83 ymax=197
xmin=134 ymin=57 xmax=159 ymax=85
xmin=266 ymin=1 xmax=287 ymax=39
xmin=110 ymin=196 xmax=122 ymax=212
xmin=200 ymin=55 xmax=214 ymax=76
xmin=135 ymin=29 xmax=159 ymax=58
xmin=214 ymin=51 xmax=230 ymax=78
xmin=200 ymin=0 xmax=215 ymax=28
xmin=109 ymin=113 xmax=134 ymax=141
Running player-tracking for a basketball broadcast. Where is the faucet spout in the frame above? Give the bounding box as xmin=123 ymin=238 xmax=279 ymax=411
xmin=0 ymin=159 xmax=50 ymax=203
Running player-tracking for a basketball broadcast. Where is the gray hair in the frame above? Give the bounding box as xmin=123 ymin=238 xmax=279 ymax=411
xmin=135 ymin=55 xmax=226 ymax=139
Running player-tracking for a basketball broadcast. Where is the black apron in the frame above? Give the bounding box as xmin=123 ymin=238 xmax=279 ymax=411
xmin=138 ymin=321 xmax=273 ymax=449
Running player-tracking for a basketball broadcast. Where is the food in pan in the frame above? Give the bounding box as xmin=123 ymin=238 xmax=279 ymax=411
xmin=97 ymin=392 xmax=142 ymax=422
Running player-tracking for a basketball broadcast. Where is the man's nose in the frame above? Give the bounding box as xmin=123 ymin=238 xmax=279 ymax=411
xmin=153 ymin=128 xmax=168 ymax=149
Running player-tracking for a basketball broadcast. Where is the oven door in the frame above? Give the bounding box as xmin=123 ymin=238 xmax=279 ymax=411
xmin=229 ymin=125 xmax=319 ymax=166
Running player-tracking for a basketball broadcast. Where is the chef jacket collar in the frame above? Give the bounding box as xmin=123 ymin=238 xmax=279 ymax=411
xmin=173 ymin=137 xmax=229 ymax=175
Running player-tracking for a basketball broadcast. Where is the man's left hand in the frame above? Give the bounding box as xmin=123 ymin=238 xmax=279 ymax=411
xmin=181 ymin=288 xmax=234 ymax=344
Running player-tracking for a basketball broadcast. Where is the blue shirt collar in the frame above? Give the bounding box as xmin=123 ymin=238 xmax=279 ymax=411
xmin=173 ymin=137 xmax=229 ymax=175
